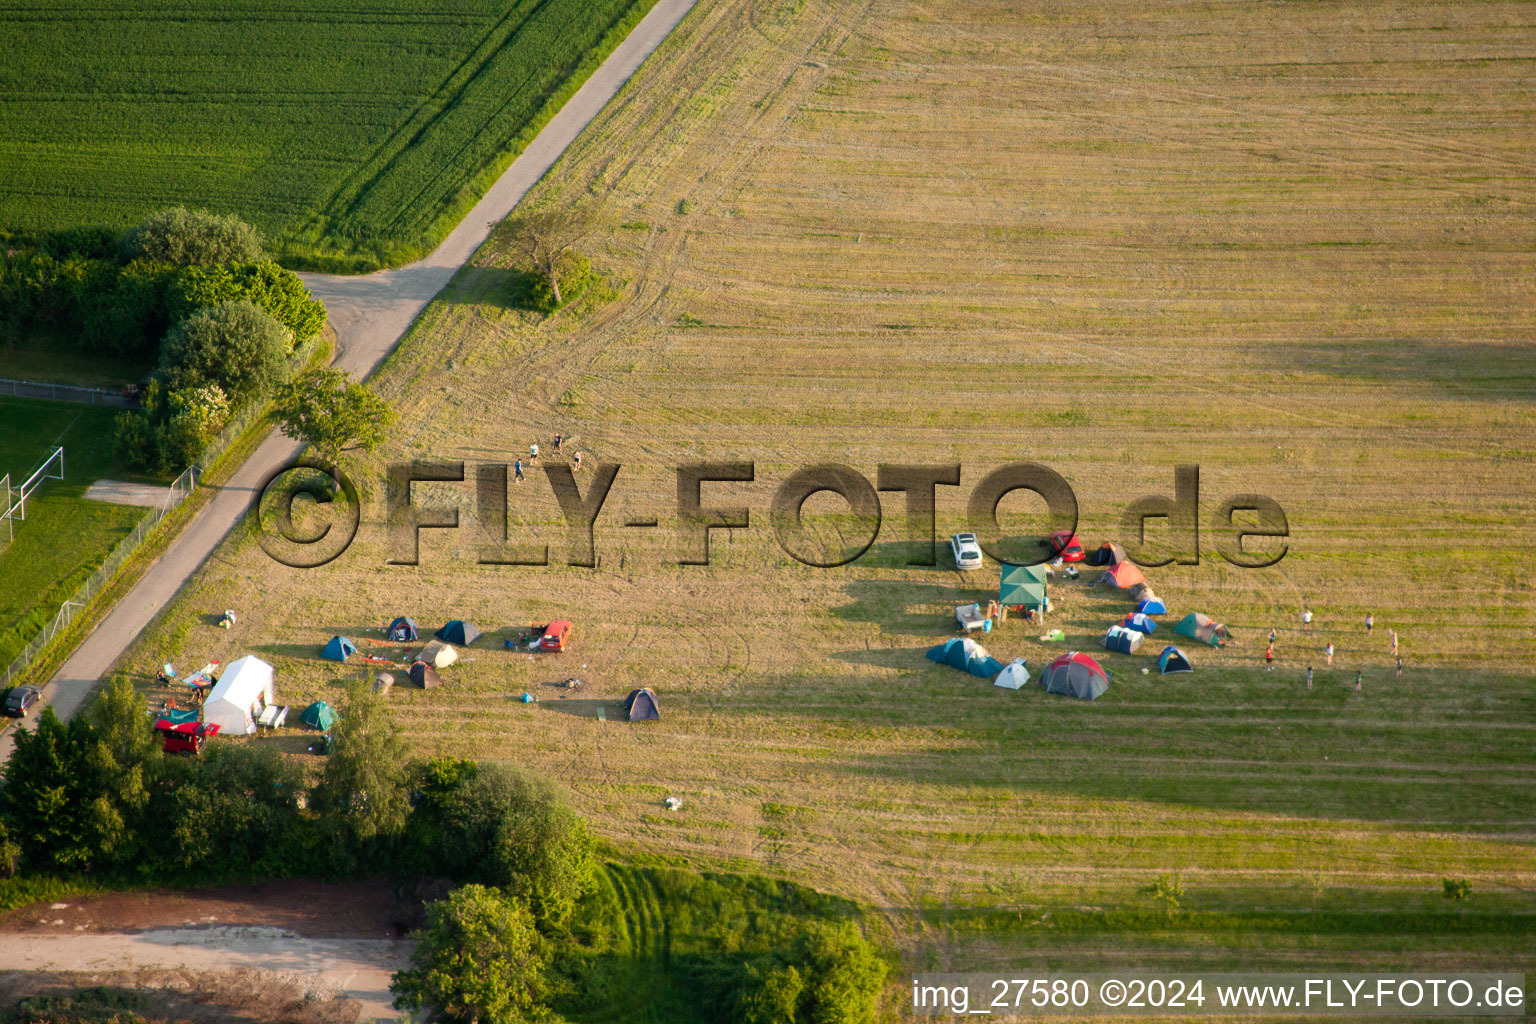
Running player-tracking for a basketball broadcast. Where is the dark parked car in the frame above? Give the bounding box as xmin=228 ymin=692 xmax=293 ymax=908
xmin=3 ymin=685 xmax=41 ymax=718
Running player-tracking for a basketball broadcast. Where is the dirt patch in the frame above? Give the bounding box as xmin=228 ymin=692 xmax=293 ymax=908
xmin=0 ymin=876 xmax=401 ymax=939
xmin=0 ymin=967 xmax=362 ymax=1024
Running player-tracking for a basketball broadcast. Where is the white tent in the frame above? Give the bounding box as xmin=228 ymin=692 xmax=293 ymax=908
xmin=203 ymin=655 xmax=275 ymax=735
xmin=417 ymin=640 xmax=458 ymax=669
xmin=994 ymin=658 xmax=1030 ymax=690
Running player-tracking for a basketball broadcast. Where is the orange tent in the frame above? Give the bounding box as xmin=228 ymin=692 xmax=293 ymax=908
xmin=1102 ymin=560 xmax=1147 ymax=590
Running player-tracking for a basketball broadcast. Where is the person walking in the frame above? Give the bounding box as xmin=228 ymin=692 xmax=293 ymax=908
xmin=529 ymin=442 xmax=540 ymax=463
xmin=514 ymin=458 xmax=524 ymax=484
xmin=553 ymin=432 xmax=563 ymax=452
xmin=1365 ymin=612 xmax=1374 ymax=636
xmin=1325 ymin=642 xmax=1334 ymax=667
xmin=1391 ymin=630 xmax=1398 ymax=658
xmin=1395 ymin=655 xmax=1403 ymax=679
xmin=572 ymin=450 xmax=583 ymax=470
xmin=1302 ymin=608 xmax=1313 ymax=629
xmin=1269 ymin=626 xmax=1277 ymax=646
xmin=1354 ymin=670 xmax=1362 ymax=692
xmin=1265 ymin=642 xmax=1275 ymax=670
xmin=1306 ymin=665 xmax=1313 ymax=691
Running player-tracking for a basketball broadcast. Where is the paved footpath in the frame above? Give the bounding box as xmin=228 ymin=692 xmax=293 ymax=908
xmin=0 ymin=0 xmax=695 ymax=766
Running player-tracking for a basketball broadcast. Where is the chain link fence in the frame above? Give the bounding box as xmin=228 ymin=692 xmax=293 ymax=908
xmin=0 ymin=377 xmax=131 ymax=406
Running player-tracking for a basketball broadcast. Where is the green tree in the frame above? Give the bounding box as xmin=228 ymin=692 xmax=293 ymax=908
xmin=119 ymin=207 xmax=263 ymax=266
xmin=271 ymin=368 xmax=394 ymax=466
xmin=158 ymin=299 xmax=291 ymax=401
xmin=391 ymin=884 xmax=550 ymax=1024
xmin=1144 ymin=874 xmax=1185 ymax=920
xmin=154 ymin=743 xmax=307 ymax=874
xmin=408 ymin=764 xmax=596 ymax=932
xmin=735 ymin=960 xmax=804 ymax=1024
xmin=800 ymin=920 xmax=887 ymax=1024
xmin=0 ymin=708 xmax=128 ymax=871
xmin=314 ymin=675 xmax=411 ymax=858
xmin=1442 ymin=878 xmax=1472 ymax=902
xmin=499 ymin=209 xmax=598 ymax=309
xmin=165 ymin=260 xmax=326 ymax=343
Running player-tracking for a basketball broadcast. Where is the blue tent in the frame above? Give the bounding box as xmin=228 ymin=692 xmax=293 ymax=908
xmin=925 ymin=637 xmax=1005 ymax=679
xmin=321 ymin=635 xmax=358 ymax=662
xmin=1121 ymin=612 xmax=1157 ymax=634
xmin=436 ymin=620 xmax=482 ymax=646
xmin=387 ymin=616 xmax=418 ymax=642
xmin=1136 ymin=596 xmax=1167 ymax=615
xmin=1102 ymin=625 xmax=1144 ymax=655
xmin=1158 ymin=645 xmax=1193 ymax=674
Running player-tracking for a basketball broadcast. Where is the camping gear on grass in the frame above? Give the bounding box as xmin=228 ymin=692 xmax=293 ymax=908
xmin=256 ymin=704 xmax=289 ymax=728
xmin=158 ymin=707 xmax=198 ymax=725
xmin=299 ymin=700 xmax=337 ymax=731
xmin=202 ymin=655 xmax=274 ymax=735
xmin=1040 ymin=652 xmax=1110 ymax=701
xmin=1039 ymin=629 xmax=1067 ymax=642
xmin=625 ymin=687 xmax=660 ymax=721
xmin=926 ymin=637 xmax=1005 ymax=679
xmin=1086 ymin=541 xmax=1127 ymax=566
xmin=1158 ymin=646 xmax=1194 ymax=674
xmin=321 ymin=635 xmax=358 ymax=662
xmin=1175 ymin=612 xmax=1230 ymax=647
xmin=955 ymin=603 xmax=988 ymax=632
xmin=417 ymin=640 xmax=458 ymax=668
xmin=994 ymin=658 xmax=1030 ymax=690
xmin=408 ymin=661 xmax=442 ymax=688
xmin=387 ymin=616 xmax=419 ymax=642
xmin=435 ymin=620 xmax=482 ymax=646
xmin=1102 ymin=625 xmax=1145 ymax=655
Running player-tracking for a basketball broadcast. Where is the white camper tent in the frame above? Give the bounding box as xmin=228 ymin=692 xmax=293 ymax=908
xmin=994 ymin=658 xmax=1030 ymax=690
xmin=203 ymin=655 xmax=275 ymax=735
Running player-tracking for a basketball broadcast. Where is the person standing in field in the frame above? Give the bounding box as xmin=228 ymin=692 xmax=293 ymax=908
xmin=1396 ymin=655 xmax=1403 ymax=678
xmin=514 ymin=458 xmax=524 ymax=484
xmin=1391 ymin=630 xmax=1398 ymax=658
xmin=1306 ymin=666 xmax=1313 ymax=690
xmin=1265 ymin=642 xmax=1275 ymax=670
xmin=1365 ymin=612 xmax=1374 ymax=635
xmin=1354 ymin=670 xmax=1362 ymax=692
xmin=1302 ymin=609 xmax=1313 ymax=628
xmin=553 ymin=432 xmax=563 ymax=452
xmin=529 ymin=442 xmax=539 ymax=463
xmin=1325 ymin=642 xmax=1334 ymax=666
xmin=572 ymin=450 xmax=583 ymax=471
xmin=1269 ymin=626 xmax=1277 ymax=645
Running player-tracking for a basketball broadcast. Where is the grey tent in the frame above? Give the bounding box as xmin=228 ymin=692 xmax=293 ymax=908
xmin=387 ymin=616 xmax=419 ymax=642
xmin=1086 ymin=541 xmax=1127 ymax=566
xmin=1039 ymin=652 xmax=1110 ymax=701
xmin=408 ymin=660 xmax=442 ymax=689
xmin=624 ymin=687 xmax=660 ymax=721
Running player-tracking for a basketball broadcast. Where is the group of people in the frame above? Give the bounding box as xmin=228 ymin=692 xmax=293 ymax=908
xmin=1272 ymin=608 xmax=1404 ymax=692
xmin=513 ymin=431 xmax=583 ymax=483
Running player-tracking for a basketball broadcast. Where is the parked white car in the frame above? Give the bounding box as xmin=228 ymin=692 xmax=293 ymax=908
xmin=949 ymin=532 xmax=984 ymax=570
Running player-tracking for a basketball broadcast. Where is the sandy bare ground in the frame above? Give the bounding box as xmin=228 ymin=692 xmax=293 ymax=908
xmin=0 ymin=928 xmax=411 ymax=1023
xmin=82 ymin=479 xmax=173 ymax=508
xmin=0 ymin=0 xmax=697 ymax=767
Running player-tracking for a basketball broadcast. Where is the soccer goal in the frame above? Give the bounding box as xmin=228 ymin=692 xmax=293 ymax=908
xmin=0 ymin=445 xmax=64 ymax=545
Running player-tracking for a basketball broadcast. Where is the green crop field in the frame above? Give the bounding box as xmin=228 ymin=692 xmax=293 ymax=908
xmin=0 ymin=0 xmax=656 ymax=271
xmin=116 ymin=0 xmax=1534 ymax=1002
xmin=0 ymin=399 xmax=149 ymax=671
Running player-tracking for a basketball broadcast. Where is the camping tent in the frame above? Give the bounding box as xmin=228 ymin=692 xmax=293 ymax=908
xmin=408 ymin=660 xmax=442 ymax=688
xmin=1120 ymin=612 xmax=1157 ymax=634
xmin=387 ymin=616 xmax=419 ymax=642
xmin=435 ymin=620 xmax=482 ymax=646
xmin=203 ymin=655 xmax=275 ymax=736
xmin=1039 ymin=652 xmax=1110 ymax=701
xmin=1135 ymin=595 xmax=1167 ymax=616
xmin=926 ymin=637 xmax=1006 ymax=679
xmin=624 ymin=687 xmax=660 ymax=721
xmin=1102 ymin=625 xmax=1144 ymax=655
xmin=1158 ymin=646 xmax=1193 ymax=673
xmin=417 ymin=640 xmax=458 ymax=669
xmin=999 ymin=562 xmax=1048 ymax=610
xmin=321 ymin=635 xmax=357 ymax=662
xmin=994 ymin=658 xmax=1030 ymax=690
xmin=1099 ymin=560 xmax=1147 ymax=591
xmin=1086 ymin=541 xmax=1127 ymax=566
xmin=299 ymin=700 xmax=337 ymax=731
xmin=1175 ymin=612 xmax=1230 ymax=647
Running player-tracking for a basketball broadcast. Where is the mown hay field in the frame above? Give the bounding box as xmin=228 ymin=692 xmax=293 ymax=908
xmin=128 ymin=0 xmax=1535 ymax=980
xmin=0 ymin=0 xmax=655 ymax=270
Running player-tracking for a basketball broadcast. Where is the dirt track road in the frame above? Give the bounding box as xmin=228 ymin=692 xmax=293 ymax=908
xmin=0 ymin=0 xmax=696 ymax=767
xmin=0 ymin=927 xmax=411 ymax=1022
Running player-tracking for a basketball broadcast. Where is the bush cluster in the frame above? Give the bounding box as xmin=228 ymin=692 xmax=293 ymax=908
xmin=0 ymin=208 xmax=326 ymax=473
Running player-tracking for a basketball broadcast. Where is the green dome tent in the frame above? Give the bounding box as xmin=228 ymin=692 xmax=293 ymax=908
xmin=299 ymin=700 xmax=337 ymax=731
xmin=1158 ymin=646 xmax=1193 ymax=674
xmin=1175 ymin=612 xmax=1230 ymax=647
xmin=926 ymin=637 xmax=1005 ymax=679
xmin=321 ymin=636 xmax=357 ymax=662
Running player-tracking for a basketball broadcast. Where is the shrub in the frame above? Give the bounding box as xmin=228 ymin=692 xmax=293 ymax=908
xmin=165 ymin=260 xmax=325 ymax=344
xmin=118 ymin=207 xmax=263 ymax=267
xmin=158 ymin=299 xmax=291 ymax=401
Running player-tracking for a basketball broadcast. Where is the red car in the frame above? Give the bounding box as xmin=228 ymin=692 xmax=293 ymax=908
xmin=538 ymin=620 xmax=573 ymax=652
xmin=1046 ymin=529 xmax=1085 ymax=562
xmin=154 ymin=719 xmax=221 ymax=755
